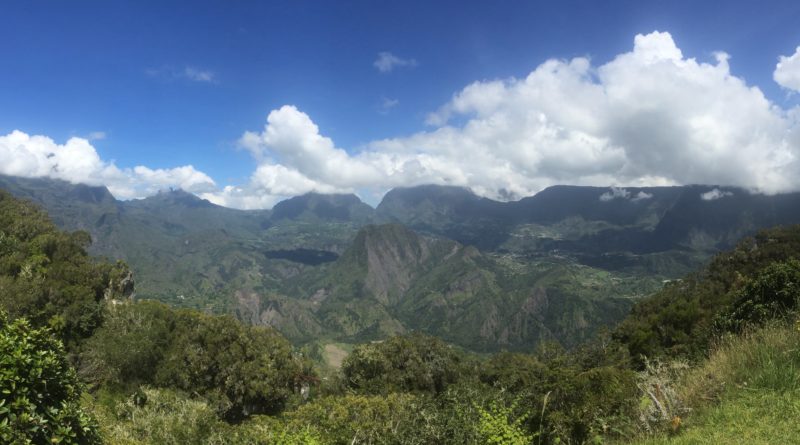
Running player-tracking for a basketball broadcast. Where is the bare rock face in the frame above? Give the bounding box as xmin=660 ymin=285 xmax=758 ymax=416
xmin=104 ymin=268 xmax=135 ymax=301
xmin=234 ymin=290 xmax=261 ymax=326
xmin=360 ymin=225 xmax=432 ymax=305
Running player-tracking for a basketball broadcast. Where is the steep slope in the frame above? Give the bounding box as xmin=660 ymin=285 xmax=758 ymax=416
xmin=375 ymin=185 xmax=512 ymax=249
xmin=0 ymin=176 xmax=369 ymax=310
xmin=6 ymin=175 xmax=800 ymax=353
xmin=377 ymin=184 xmax=800 ymax=271
xmin=256 ymin=224 xmax=648 ymax=351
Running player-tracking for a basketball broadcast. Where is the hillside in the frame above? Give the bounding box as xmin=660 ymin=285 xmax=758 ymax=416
xmin=3 ymin=187 xmax=800 ymax=444
xmin=5 ymin=174 xmax=800 ymax=353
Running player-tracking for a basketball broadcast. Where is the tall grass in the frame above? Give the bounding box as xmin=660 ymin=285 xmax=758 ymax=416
xmin=681 ymin=319 xmax=800 ymax=407
xmin=629 ymin=318 xmax=800 ymax=444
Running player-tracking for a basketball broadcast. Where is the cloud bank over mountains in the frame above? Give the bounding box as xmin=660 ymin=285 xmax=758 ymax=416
xmin=0 ymin=131 xmax=216 ymax=200
xmin=2 ymin=32 xmax=800 ymax=209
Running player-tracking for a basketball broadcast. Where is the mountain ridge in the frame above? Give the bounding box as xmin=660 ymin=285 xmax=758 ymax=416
xmin=5 ymin=174 xmax=800 ymax=352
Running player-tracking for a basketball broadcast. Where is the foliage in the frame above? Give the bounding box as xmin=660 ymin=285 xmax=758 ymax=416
xmin=283 ymin=393 xmax=422 ymax=445
xmin=94 ymin=386 xmax=240 ymax=445
xmin=81 ymin=301 xmax=310 ymax=421
xmin=79 ymin=301 xmax=174 ymax=390
xmin=475 ymin=401 xmax=534 ymax=445
xmin=713 ymin=259 xmax=800 ymax=334
xmin=630 ymin=321 xmax=800 ymax=444
xmin=0 ymin=189 xmax=130 ymax=348
xmin=630 ymin=390 xmax=800 ymax=445
xmin=614 ymin=225 xmax=800 ymax=365
xmin=155 ymin=309 xmax=306 ymax=420
xmin=230 ymin=416 xmax=323 ymax=445
xmin=0 ymin=311 xmax=100 ymax=444
xmin=635 ymin=359 xmax=690 ymax=435
xmin=341 ymin=332 xmax=469 ymax=394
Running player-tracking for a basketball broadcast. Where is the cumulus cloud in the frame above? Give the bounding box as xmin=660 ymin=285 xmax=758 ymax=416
xmin=373 ymin=52 xmax=417 ymax=73
xmin=0 ymin=130 xmax=215 ymax=199
xmin=775 ymin=46 xmax=800 ymax=92
xmin=700 ymin=188 xmax=734 ymax=201
xmin=210 ymin=31 xmax=800 ymax=209
xmin=12 ymin=31 xmax=800 ymax=210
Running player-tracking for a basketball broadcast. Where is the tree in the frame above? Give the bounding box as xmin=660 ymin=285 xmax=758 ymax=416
xmin=341 ymin=332 xmax=467 ymax=395
xmin=714 ymin=259 xmax=800 ymax=333
xmin=0 ymin=190 xmax=132 ymax=349
xmin=154 ymin=310 xmax=306 ymax=420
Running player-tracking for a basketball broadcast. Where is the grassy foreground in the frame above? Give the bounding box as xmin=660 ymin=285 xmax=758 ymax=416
xmin=629 ymin=321 xmax=800 ymax=445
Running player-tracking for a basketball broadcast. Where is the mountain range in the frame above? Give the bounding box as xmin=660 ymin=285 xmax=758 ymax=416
xmin=3 ymin=173 xmax=800 ymax=352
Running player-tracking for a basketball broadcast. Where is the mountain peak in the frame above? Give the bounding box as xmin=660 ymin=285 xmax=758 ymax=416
xmin=136 ymin=188 xmax=217 ymax=208
xmin=271 ymin=192 xmax=373 ymax=222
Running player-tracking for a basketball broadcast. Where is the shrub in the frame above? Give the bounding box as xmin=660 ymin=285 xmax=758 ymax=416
xmin=713 ymin=259 xmax=800 ymax=334
xmin=341 ymin=332 xmax=467 ymax=395
xmin=93 ymin=387 xmax=229 ymax=445
xmin=0 ymin=311 xmax=101 ymax=444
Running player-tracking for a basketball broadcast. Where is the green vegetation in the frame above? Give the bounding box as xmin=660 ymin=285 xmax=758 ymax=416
xmin=0 ymin=311 xmax=101 ymax=444
xmin=0 ymin=189 xmax=130 ymax=348
xmin=629 ymin=321 xmax=800 ymax=444
xmin=1 ymin=176 xmax=768 ymax=355
xmin=615 ymin=224 xmax=800 ymax=364
xmin=80 ymin=301 xmax=309 ymax=421
xmin=4 ymin=183 xmax=800 ymax=443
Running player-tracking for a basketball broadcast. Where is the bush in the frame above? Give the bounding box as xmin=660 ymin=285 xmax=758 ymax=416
xmin=154 ymin=309 xmax=307 ymax=420
xmin=283 ymin=393 xmax=422 ymax=445
xmin=93 ymin=387 xmax=229 ymax=445
xmin=0 ymin=311 xmax=101 ymax=444
xmin=713 ymin=259 xmax=800 ymax=334
xmin=341 ymin=332 xmax=468 ymax=395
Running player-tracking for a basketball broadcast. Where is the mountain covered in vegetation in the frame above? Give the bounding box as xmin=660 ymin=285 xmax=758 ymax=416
xmin=3 ymin=183 xmax=800 ymax=444
xmin=4 ymin=174 xmax=800 ymax=353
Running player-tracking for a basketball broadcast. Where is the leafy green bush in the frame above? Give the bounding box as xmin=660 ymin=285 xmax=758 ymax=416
xmin=475 ymin=400 xmax=534 ymax=445
xmin=79 ymin=301 xmax=173 ymax=391
xmin=713 ymin=259 xmax=800 ymax=334
xmin=341 ymin=332 xmax=468 ymax=394
xmin=93 ymin=387 xmax=229 ymax=445
xmin=81 ymin=300 xmax=310 ymax=421
xmin=0 ymin=311 xmax=100 ymax=444
xmin=282 ymin=393 xmax=422 ymax=445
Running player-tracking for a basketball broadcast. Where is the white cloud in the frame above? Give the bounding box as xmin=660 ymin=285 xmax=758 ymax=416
xmin=373 ymin=52 xmax=417 ymax=73
xmin=599 ymin=187 xmax=631 ymax=201
xmin=87 ymin=131 xmax=106 ymax=141
xmin=146 ymin=65 xmax=217 ymax=84
xmin=598 ymin=188 xmax=653 ymax=202
xmin=10 ymin=31 xmax=800 ymax=211
xmin=183 ymin=67 xmax=215 ymax=83
xmin=379 ymin=97 xmax=399 ymax=114
xmin=700 ymin=188 xmax=734 ymax=201
xmin=0 ymin=130 xmax=215 ymax=200
xmin=208 ymin=31 xmax=800 ymax=209
xmin=775 ymin=46 xmax=800 ymax=92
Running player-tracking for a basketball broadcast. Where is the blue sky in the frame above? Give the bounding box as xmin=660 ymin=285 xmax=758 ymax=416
xmin=2 ymin=1 xmax=800 ymax=208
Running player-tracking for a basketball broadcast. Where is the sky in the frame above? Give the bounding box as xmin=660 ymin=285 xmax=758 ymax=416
xmin=2 ymin=0 xmax=800 ymax=208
